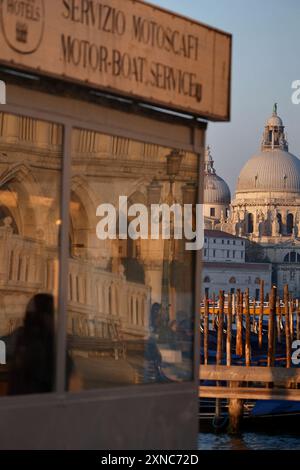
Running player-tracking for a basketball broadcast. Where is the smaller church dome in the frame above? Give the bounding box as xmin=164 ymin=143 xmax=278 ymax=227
xmin=204 ymin=147 xmax=231 ymax=204
xmin=204 ymin=174 xmax=231 ymax=204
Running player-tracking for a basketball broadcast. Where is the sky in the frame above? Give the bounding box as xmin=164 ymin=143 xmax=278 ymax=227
xmin=149 ymin=0 xmax=300 ymax=193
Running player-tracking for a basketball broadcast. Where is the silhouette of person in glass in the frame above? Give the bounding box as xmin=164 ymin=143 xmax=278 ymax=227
xmin=8 ymin=293 xmax=81 ymax=395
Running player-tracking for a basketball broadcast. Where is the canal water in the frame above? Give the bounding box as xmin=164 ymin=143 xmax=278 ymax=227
xmin=198 ymin=433 xmax=300 ymax=450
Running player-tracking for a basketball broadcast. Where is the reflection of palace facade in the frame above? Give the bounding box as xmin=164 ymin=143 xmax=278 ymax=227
xmin=0 ymin=112 xmax=198 ymax=341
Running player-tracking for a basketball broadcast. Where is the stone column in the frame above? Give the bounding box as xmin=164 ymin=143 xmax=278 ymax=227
xmin=143 ymin=260 xmax=163 ymax=305
xmin=0 ymin=222 xmax=13 ymax=285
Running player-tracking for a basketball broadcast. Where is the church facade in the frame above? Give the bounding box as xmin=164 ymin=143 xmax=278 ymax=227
xmin=204 ymin=105 xmax=300 ymax=298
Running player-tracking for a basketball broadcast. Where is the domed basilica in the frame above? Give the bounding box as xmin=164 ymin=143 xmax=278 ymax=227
xmin=204 ymin=104 xmax=300 ymax=297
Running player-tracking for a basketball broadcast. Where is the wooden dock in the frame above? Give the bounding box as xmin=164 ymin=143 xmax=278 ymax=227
xmin=199 ymin=284 xmax=300 ymax=432
xmin=200 ymin=365 xmax=300 ymax=400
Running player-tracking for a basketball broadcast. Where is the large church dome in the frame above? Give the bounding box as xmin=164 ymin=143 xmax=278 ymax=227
xmin=237 ymin=149 xmax=300 ymax=193
xmin=236 ymin=104 xmax=300 ymax=195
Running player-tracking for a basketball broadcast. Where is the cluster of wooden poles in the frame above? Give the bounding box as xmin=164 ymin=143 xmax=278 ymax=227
xmin=200 ymin=282 xmax=299 ymax=368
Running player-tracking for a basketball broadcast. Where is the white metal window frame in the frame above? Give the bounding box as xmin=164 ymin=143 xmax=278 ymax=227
xmin=0 ymin=85 xmax=204 ymax=410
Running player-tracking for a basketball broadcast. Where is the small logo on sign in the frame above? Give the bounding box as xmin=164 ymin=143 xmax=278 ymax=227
xmin=0 ymin=81 xmax=6 ymax=104
xmin=0 ymin=340 xmax=6 ymax=364
xmin=0 ymin=0 xmax=45 ymax=54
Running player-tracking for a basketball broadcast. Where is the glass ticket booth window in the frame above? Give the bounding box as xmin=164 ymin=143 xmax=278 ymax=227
xmin=0 ymin=90 xmax=203 ymax=450
xmin=0 ymin=111 xmax=62 ymax=395
xmin=68 ymin=128 xmax=198 ymax=389
xmin=0 ymin=111 xmax=199 ymax=395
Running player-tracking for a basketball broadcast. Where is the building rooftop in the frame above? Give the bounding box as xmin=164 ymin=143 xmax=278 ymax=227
xmin=204 ymin=229 xmax=245 ymax=240
xmin=203 ymin=261 xmax=271 ymax=270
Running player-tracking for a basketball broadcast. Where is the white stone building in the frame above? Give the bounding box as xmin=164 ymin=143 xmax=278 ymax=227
xmin=202 ymin=230 xmax=272 ymax=298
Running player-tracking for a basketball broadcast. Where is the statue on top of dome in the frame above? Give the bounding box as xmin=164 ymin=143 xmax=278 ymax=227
xmin=204 ymin=146 xmax=216 ymax=175
xmin=273 ymin=102 xmax=278 ymax=115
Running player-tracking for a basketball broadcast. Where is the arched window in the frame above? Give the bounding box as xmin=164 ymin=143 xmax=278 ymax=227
xmin=229 ymin=276 xmax=236 ymax=284
xmin=203 ymin=276 xmax=210 ymax=283
xmin=287 ymin=213 xmax=294 ymax=235
xmin=247 ymin=213 xmax=253 ymax=234
xmin=69 ymin=191 xmax=89 ymax=258
xmin=284 ymin=251 xmax=300 ymax=263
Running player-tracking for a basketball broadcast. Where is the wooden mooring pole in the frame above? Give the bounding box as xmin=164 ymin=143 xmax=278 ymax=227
xmin=229 ymin=289 xmax=243 ymax=435
xmin=216 ymin=290 xmax=224 ymax=366
xmin=258 ymin=280 xmax=264 ymax=348
xmin=226 ymin=293 xmax=232 ymax=366
xmin=290 ymin=296 xmax=294 ymax=340
xmin=235 ymin=289 xmax=243 ymax=357
xmin=277 ymin=295 xmax=282 ymax=344
xmin=245 ymin=288 xmax=251 ymax=367
xmin=267 ymin=286 xmax=276 ymax=368
xmin=215 ymin=290 xmax=224 ymax=420
xmin=212 ymin=292 xmax=216 ymax=331
xmin=284 ymin=285 xmax=291 ymax=368
xmin=204 ymin=296 xmax=209 ymax=366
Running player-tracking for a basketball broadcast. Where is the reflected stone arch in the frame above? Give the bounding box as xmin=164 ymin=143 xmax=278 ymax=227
xmin=127 ymin=189 xmax=147 ymax=207
xmin=119 ymin=189 xmax=147 ymax=284
xmin=70 ymin=190 xmax=90 ymax=257
xmin=0 ymin=163 xmax=42 ymax=238
xmin=70 ymin=176 xmax=98 ymax=259
xmin=229 ymin=276 xmax=236 ymax=284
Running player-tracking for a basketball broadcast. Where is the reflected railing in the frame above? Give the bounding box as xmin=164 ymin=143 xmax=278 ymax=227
xmin=68 ymin=257 xmax=150 ymax=339
xmin=0 ymin=224 xmax=151 ymax=342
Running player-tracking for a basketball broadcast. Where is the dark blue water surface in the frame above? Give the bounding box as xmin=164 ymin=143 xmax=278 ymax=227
xmin=198 ymin=433 xmax=300 ymax=450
